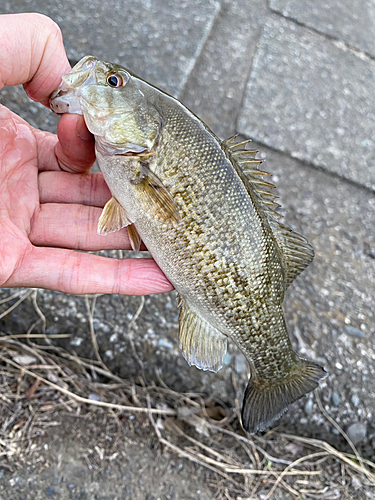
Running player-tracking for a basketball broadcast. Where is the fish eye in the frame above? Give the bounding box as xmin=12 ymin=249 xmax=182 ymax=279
xmin=106 ymin=73 xmax=127 ymax=88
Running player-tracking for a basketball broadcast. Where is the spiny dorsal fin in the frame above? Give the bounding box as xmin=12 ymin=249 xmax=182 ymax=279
xmin=178 ymin=295 xmax=227 ymax=373
xmin=223 ymin=137 xmax=314 ymax=288
xmin=222 ymin=136 xmax=280 ymax=218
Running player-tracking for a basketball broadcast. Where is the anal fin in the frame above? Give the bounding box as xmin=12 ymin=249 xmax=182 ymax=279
xmin=98 ymin=197 xmax=131 ymax=235
xmin=178 ymin=296 xmax=227 ymax=372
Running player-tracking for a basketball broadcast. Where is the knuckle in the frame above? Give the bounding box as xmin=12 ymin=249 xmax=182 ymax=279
xmin=31 ymin=13 xmax=62 ymax=38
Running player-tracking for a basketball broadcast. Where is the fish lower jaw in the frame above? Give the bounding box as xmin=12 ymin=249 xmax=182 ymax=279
xmin=49 ymin=89 xmax=83 ymax=115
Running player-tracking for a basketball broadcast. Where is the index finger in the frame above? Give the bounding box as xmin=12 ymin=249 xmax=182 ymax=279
xmin=0 ymin=13 xmax=70 ymax=106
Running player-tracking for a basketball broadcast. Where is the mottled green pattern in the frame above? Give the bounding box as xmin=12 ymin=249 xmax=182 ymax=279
xmin=131 ymin=103 xmax=296 ymax=379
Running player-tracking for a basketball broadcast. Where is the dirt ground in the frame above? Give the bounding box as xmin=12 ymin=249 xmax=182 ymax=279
xmin=0 ymin=300 xmax=374 ymax=500
xmin=0 ymin=416 xmax=216 ymax=500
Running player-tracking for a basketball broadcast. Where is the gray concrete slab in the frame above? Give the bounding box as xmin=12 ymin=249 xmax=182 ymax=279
xmin=0 ymin=0 xmax=220 ymax=97
xmin=270 ymin=0 xmax=375 ymax=57
xmin=180 ymin=0 xmax=268 ymax=139
xmin=238 ymin=16 xmax=375 ymax=191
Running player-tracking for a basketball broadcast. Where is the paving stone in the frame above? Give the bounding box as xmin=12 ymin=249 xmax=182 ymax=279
xmin=270 ymin=0 xmax=375 ymax=57
xmin=238 ymin=16 xmax=375 ymax=191
xmin=181 ymin=0 xmax=268 ymax=139
xmin=0 ymin=0 xmax=220 ymax=97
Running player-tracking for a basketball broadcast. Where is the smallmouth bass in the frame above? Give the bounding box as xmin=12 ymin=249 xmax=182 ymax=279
xmin=50 ymin=56 xmax=327 ymax=433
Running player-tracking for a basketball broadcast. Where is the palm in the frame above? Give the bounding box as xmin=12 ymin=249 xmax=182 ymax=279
xmin=0 ymin=105 xmax=172 ymax=295
xmin=0 ymin=107 xmax=41 ymax=285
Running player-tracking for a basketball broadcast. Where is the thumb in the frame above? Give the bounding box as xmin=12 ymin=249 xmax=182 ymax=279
xmin=0 ymin=13 xmax=71 ymax=107
xmin=55 ymin=114 xmax=96 ymax=174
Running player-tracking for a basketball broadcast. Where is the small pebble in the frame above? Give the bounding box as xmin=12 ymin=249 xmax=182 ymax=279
xmin=347 ymin=422 xmax=367 ymax=445
xmin=88 ymin=393 xmax=102 ymax=402
xmin=345 ymin=325 xmax=365 ymax=338
xmin=351 ymin=394 xmax=360 ymax=407
xmin=332 ymin=391 xmax=340 ymax=406
xmin=304 ymin=398 xmax=314 ymax=414
xmin=235 ymin=354 xmax=247 ymax=373
xmin=224 ymin=352 xmax=232 ymax=365
xmin=104 ymin=350 xmax=113 ymax=359
xmin=45 ymin=487 xmax=55 ymax=497
xmin=156 ymin=338 xmax=174 ymax=349
xmin=71 ymin=337 xmax=83 ymax=347
xmin=351 ymin=476 xmax=363 ymax=490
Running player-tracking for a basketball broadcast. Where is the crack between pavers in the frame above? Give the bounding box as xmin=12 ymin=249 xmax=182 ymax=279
xmin=270 ymin=9 xmax=374 ymax=62
xmin=177 ymin=0 xmax=223 ymax=99
xmin=235 ymin=23 xmax=268 ymax=136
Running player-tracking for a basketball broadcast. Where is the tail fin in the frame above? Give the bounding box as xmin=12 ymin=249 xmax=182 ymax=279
xmin=241 ymin=358 xmax=327 ymax=433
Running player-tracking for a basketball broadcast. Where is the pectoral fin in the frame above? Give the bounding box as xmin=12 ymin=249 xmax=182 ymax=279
xmin=132 ymin=167 xmax=180 ymax=223
xmin=98 ymin=197 xmax=132 ymax=235
xmin=178 ymin=296 xmax=227 ymax=372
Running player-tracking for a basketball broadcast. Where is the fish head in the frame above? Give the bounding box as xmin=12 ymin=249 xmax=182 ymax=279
xmin=49 ymin=56 xmax=161 ymax=155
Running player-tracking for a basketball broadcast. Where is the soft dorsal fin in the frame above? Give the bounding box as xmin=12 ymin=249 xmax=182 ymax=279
xmin=222 ymin=137 xmax=314 ymax=289
xmin=268 ymin=220 xmax=314 ymax=289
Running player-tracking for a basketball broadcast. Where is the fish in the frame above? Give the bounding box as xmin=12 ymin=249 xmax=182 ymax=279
xmin=49 ymin=55 xmax=327 ymax=433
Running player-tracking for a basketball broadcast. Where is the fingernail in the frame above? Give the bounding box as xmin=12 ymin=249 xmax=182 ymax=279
xmin=76 ymin=117 xmax=93 ymax=141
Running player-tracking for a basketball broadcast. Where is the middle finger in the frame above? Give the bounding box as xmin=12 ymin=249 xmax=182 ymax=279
xmin=39 ymin=171 xmax=111 ymax=207
xmin=30 ymin=203 xmax=134 ymax=251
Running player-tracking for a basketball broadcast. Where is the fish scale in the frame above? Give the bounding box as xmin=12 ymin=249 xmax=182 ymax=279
xmin=50 ymin=55 xmax=327 ymax=433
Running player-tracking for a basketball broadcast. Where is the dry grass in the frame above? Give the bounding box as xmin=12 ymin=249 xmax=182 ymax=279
xmin=0 ymin=290 xmax=374 ymax=500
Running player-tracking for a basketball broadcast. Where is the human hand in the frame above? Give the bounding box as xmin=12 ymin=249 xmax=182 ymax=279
xmin=0 ymin=13 xmax=173 ymax=295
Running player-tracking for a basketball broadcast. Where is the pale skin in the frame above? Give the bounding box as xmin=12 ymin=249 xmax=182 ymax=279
xmin=0 ymin=13 xmax=173 ymax=295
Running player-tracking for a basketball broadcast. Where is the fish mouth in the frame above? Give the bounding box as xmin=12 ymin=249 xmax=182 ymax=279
xmin=49 ymin=88 xmax=69 ymax=115
xmin=49 ymin=84 xmax=83 ymax=115
xmin=49 ymin=56 xmax=99 ymax=115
